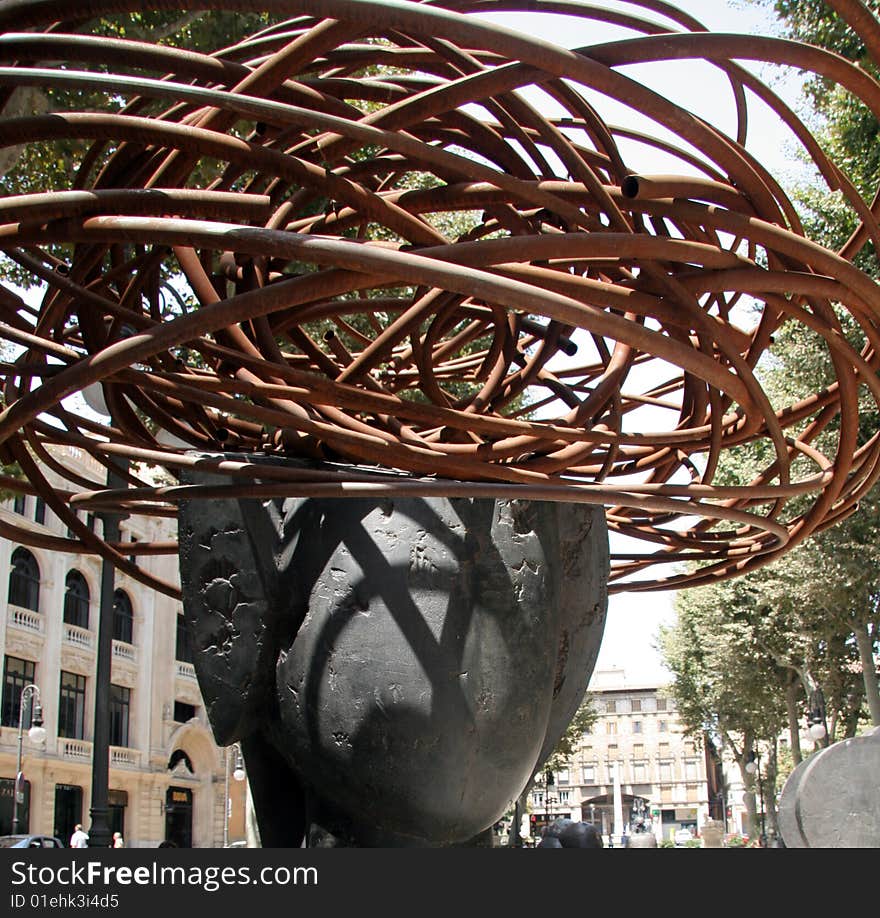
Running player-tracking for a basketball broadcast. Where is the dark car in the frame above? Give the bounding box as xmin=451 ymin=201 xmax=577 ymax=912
xmin=0 ymin=834 xmax=65 ymax=848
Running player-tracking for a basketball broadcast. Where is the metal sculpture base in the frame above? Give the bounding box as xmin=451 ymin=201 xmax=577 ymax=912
xmin=178 ymin=456 xmax=608 ymax=847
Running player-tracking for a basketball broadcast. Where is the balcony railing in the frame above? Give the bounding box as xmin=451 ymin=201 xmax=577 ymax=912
xmin=110 ymin=746 xmax=141 ymax=768
xmin=58 ymin=738 xmax=140 ymax=768
xmin=60 ymin=738 xmax=92 ymax=760
xmin=63 ymin=623 xmax=94 ymax=650
xmin=112 ymin=640 xmax=137 ymax=664
xmin=8 ymin=605 xmax=43 ymax=634
xmin=176 ymin=661 xmax=196 ymax=680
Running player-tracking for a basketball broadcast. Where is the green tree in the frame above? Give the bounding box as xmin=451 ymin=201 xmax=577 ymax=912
xmin=755 ymin=0 xmax=880 ymax=725
xmin=661 ymin=581 xmax=791 ymax=839
xmin=0 ymin=10 xmax=283 ymax=289
xmin=763 ymin=0 xmax=880 ymax=273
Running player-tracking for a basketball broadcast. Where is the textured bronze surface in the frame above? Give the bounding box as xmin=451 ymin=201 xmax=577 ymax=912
xmin=1 ymin=0 xmax=880 ymax=598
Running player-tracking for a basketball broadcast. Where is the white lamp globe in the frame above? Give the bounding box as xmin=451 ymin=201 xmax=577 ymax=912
xmin=232 ymin=766 xmax=246 ymax=782
xmin=744 ymin=760 xmax=757 ymax=775
xmin=28 ymin=723 xmax=47 ymax=745
xmin=808 ymin=721 xmax=827 ymax=741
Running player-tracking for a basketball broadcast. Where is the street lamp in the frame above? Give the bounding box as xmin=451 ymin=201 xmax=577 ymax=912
xmin=545 ymin=789 xmax=557 ymax=829
xmin=527 ymin=769 xmax=557 ymax=841
xmin=223 ymin=743 xmax=246 ymax=847
xmin=808 ymin=688 xmax=828 ymax=744
xmin=12 ymin=683 xmax=46 ymax=835
xmin=715 ymin=790 xmax=728 ymax=834
xmin=532 ymin=769 xmax=554 ymax=837
xmin=744 ymin=750 xmax=766 ymax=847
xmin=232 ymin=745 xmax=246 ymax=783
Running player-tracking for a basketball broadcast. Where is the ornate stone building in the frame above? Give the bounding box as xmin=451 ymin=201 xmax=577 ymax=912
xmin=0 ymin=446 xmax=245 ymax=848
xmin=529 ymin=666 xmax=715 ymax=844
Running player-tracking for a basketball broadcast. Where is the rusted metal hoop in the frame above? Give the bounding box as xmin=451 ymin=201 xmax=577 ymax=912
xmin=0 ymin=0 xmax=878 ymax=599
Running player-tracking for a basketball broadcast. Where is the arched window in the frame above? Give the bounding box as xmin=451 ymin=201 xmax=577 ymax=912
xmin=167 ymin=750 xmax=194 ymax=774
xmin=8 ymin=548 xmax=40 ymax=611
xmin=112 ymin=589 xmax=134 ymax=645
xmin=63 ymin=570 xmax=90 ymax=629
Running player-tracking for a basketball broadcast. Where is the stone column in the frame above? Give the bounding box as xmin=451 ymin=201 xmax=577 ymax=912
xmin=701 ymin=818 xmax=724 ymax=848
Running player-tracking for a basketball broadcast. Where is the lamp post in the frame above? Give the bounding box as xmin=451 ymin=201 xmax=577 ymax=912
xmin=610 ymin=759 xmax=623 ymax=847
xmin=534 ymin=769 xmax=555 ymax=837
xmin=545 ymin=786 xmax=557 ymax=831
xmin=808 ymin=688 xmax=829 ymax=746
xmin=12 ymin=683 xmax=46 ymax=835
xmin=223 ymin=743 xmax=246 ymax=847
xmin=716 ymin=790 xmax=728 ymax=834
xmin=744 ymin=751 xmax=766 ymax=847
xmin=88 ymin=458 xmax=129 ymax=848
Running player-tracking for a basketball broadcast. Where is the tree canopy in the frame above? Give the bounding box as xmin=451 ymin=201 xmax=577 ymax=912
xmin=660 ymin=0 xmax=880 ymax=841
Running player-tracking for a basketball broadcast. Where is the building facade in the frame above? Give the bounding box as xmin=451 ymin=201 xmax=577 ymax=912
xmin=0 ymin=447 xmax=245 ymax=848
xmin=529 ymin=666 xmax=715 ymax=844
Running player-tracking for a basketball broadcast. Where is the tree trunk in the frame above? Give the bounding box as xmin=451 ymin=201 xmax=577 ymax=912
xmin=854 ymin=622 xmax=880 ymax=726
xmin=737 ymin=754 xmax=758 ymax=840
xmin=764 ymin=743 xmax=779 ymax=843
xmin=744 ymin=784 xmax=757 ymax=840
xmin=784 ymin=681 xmax=803 ymax=765
xmin=843 ymin=683 xmax=864 ymax=737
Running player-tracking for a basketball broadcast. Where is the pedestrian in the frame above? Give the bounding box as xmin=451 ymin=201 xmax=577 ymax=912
xmin=112 ymin=832 xmax=124 ymax=848
xmin=70 ymin=824 xmax=89 ymax=848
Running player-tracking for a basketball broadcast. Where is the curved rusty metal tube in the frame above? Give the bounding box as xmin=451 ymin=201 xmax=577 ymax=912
xmin=0 ymin=0 xmax=878 ymax=594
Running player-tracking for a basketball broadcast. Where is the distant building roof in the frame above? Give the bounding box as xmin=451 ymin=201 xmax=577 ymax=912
xmin=587 ymin=666 xmax=672 ymax=694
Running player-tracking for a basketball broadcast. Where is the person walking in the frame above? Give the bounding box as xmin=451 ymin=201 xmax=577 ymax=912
xmin=69 ymin=824 xmax=89 ymax=848
xmin=112 ymin=832 xmax=124 ymax=848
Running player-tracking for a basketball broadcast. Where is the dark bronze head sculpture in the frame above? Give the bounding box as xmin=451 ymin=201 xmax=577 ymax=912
xmin=178 ymin=459 xmax=608 ymax=845
xmin=1 ymin=0 xmax=879 ymax=844
xmin=538 ymin=817 xmax=603 ymax=849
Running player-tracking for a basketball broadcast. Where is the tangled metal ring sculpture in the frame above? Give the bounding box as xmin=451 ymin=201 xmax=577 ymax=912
xmin=1 ymin=0 xmax=880 ymax=598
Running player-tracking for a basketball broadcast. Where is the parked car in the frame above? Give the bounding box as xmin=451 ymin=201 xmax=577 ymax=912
xmin=0 ymin=834 xmax=65 ymax=848
xmin=673 ymin=828 xmax=695 ymax=846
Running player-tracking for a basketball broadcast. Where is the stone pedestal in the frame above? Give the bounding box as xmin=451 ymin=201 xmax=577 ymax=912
xmin=178 ymin=456 xmax=609 ymax=847
xmin=700 ymin=819 xmax=724 ymax=848
xmin=626 ymin=832 xmax=658 ymax=848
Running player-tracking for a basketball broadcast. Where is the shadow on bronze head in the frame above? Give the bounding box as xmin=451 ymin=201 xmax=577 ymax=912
xmin=179 ymin=458 xmax=608 ymax=847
